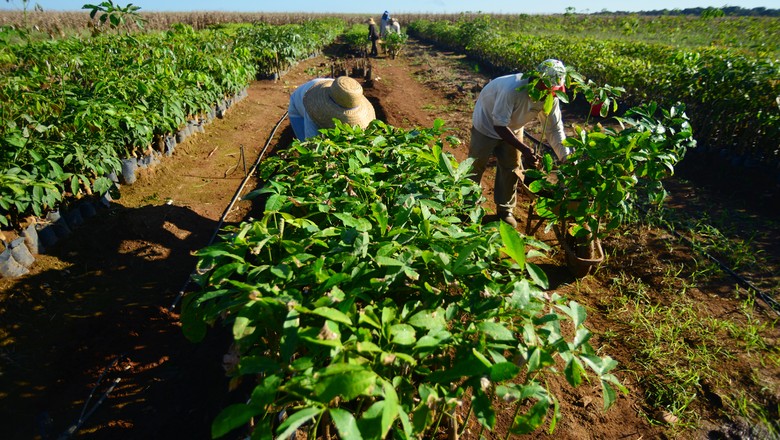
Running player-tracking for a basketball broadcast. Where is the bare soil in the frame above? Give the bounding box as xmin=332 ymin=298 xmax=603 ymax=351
xmin=1 ymin=38 xmax=778 ymax=440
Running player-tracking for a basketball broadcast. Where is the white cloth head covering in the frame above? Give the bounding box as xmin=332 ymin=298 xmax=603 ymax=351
xmin=537 ymin=59 xmax=566 ymax=86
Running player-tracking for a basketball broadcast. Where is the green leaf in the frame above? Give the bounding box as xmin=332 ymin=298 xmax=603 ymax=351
xmin=511 ymin=400 xmax=549 ymax=434
xmin=566 ymin=301 xmax=587 ymax=327
xmin=526 ymin=262 xmax=549 ymax=289
xmin=233 ymin=315 xmax=253 ymax=340
xmin=314 ymin=364 xmax=377 ymax=402
xmin=371 ymin=201 xmax=389 ymax=235
xmin=407 ymin=308 xmax=446 ymax=331
xmin=396 ymin=405 xmax=414 ymax=439
xmin=310 ymin=307 xmax=353 ymax=327
xmin=389 ymin=324 xmax=416 ymax=345
xmin=376 ymin=255 xmax=405 ymax=266
xmin=372 ymin=135 xmax=387 ymax=147
xmin=330 ymin=408 xmax=363 ymax=440
xmin=414 ymin=330 xmax=451 ymax=351
xmin=270 ymin=263 xmax=292 ymax=279
xmin=250 ymin=374 xmax=283 ymax=409
xmin=180 ymin=303 xmax=206 ymax=343
xmin=381 ymin=380 xmax=400 ymax=438
xmin=357 ymin=401 xmax=386 ymax=439
xmin=477 ymin=321 xmax=515 ymax=342
xmin=499 ymin=221 xmax=526 ymax=268
xmin=265 ymin=193 xmax=287 ymax=212
xmin=335 ymin=212 xmax=372 ymax=231
xmin=473 ymin=391 xmax=496 ymax=429
xmin=359 ymin=307 xmax=382 ymax=330
xmin=276 ymin=407 xmax=322 ymax=440
xmin=428 ymin=355 xmax=488 ymax=383
xmin=490 ymin=361 xmax=521 ymax=382
xmin=211 ymin=403 xmax=263 ymax=439
xmin=357 ymin=340 xmax=382 ymax=353
xmin=564 ymin=357 xmax=584 ymax=387
xmin=573 ymin=327 xmax=591 ymax=348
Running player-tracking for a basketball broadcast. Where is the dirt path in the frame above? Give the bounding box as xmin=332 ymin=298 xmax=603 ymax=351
xmin=1 ymin=39 xmax=777 ymax=440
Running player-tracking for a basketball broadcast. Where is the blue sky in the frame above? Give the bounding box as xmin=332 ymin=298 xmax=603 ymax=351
xmin=2 ymin=0 xmax=779 ymax=14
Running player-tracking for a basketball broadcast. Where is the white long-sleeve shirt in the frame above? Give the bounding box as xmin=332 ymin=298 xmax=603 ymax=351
xmin=288 ymin=78 xmax=329 ymax=140
xmin=472 ymin=73 xmax=569 ymax=160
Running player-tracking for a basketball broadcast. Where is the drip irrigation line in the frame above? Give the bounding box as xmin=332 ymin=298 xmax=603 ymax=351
xmin=667 ymin=226 xmax=780 ymax=316
xmin=634 ymin=204 xmax=780 ymax=316
xmin=78 ymin=354 xmax=125 ymax=423
xmin=169 ymin=110 xmax=289 ymax=311
xmin=56 ymin=354 xmax=127 ymax=440
xmin=57 ymin=378 xmax=121 ymax=440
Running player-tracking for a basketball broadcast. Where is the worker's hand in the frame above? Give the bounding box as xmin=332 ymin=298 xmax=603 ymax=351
xmin=525 ymin=151 xmax=541 ymax=170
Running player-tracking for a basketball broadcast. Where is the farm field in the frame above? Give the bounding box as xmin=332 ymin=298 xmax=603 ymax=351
xmin=1 ymin=14 xmax=779 ymax=440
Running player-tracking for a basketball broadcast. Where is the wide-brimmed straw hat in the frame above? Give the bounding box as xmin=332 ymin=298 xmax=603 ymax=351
xmin=303 ymin=76 xmax=376 ymax=130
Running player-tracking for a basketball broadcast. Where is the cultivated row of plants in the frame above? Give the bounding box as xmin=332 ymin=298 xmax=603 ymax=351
xmin=340 ymin=23 xmax=409 ymax=59
xmin=407 ymin=15 xmax=779 ymax=169
xmin=232 ymin=19 xmax=345 ymax=78
xmin=182 ymin=120 xmax=625 ymax=439
xmin=0 ymin=19 xmax=343 ymax=229
xmin=460 ymin=12 xmax=780 ymax=58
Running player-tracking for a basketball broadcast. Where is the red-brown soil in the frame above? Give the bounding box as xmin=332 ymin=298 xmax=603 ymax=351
xmin=1 ymin=39 xmax=778 ymax=440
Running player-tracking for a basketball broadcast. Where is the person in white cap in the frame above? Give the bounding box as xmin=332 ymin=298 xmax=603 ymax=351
xmin=389 ymin=18 xmax=401 ymax=34
xmin=287 ymin=76 xmax=376 ymax=141
xmin=468 ymin=59 xmax=570 ymax=228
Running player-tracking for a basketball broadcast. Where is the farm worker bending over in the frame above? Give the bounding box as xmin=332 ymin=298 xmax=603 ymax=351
xmin=468 ymin=59 xmax=570 ymax=228
xmin=389 ymin=18 xmax=401 ymax=34
xmin=287 ymin=76 xmax=376 ymax=141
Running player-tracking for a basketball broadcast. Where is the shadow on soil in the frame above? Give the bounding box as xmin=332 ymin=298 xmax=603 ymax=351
xmin=0 ymin=202 xmax=243 ymax=440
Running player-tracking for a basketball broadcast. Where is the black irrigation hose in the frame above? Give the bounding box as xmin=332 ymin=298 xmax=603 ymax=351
xmin=667 ymin=226 xmax=780 ymax=316
xmin=631 ymin=201 xmax=780 ymax=316
xmin=57 ymin=378 xmax=122 ymax=440
xmin=56 ymin=354 xmax=127 ymax=440
xmin=169 ymin=110 xmax=289 ymax=311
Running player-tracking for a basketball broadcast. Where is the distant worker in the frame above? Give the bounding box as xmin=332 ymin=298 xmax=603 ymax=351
xmin=367 ymin=17 xmax=379 ymax=57
xmin=380 ymin=11 xmax=391 ymax=38
xmin=390 ymin=18 xmax=401 ymax=34
xmin=287 ymin=76 xmax=376 ymax=141
xmin=468 ymin=59 xmax=570 ymax=228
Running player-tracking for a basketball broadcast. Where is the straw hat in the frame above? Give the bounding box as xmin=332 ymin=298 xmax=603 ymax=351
xmin=367 ymin=17 xmax=375 ymax=24
xmin=303 ymin=76 xmax=376 ymax=130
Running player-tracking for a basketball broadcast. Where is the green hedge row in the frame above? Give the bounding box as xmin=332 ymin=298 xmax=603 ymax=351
xmin=408 ymin=16 xmax=779 ymax=169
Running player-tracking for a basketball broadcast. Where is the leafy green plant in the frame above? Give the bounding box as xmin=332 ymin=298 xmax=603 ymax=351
xmin=383 ymin=31 xmax=408 ymax=59
xmin=529 ymin=102 xmax=696 ymax=256
xmin=568 ymin=70 xmax=626 ymax=120
xmin=182 ymin=120 xmax=625 ymax=439
xmin=82 ymin=1 xmax=146 ymax=33
xmin=341 ymin=23 xmax=370 ymax=57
